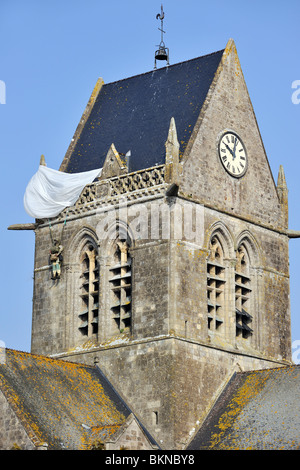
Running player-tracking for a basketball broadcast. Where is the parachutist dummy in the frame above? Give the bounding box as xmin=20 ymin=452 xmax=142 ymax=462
xmin=49 ymin=239 xmax=63 ymax=280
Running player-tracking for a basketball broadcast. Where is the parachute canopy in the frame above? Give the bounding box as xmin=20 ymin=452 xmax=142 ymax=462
xmin=24 ymin=165 xmax=102 ymax=219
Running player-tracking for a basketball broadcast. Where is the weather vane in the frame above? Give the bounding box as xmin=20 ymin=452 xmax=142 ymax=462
xmin=154 ymin=4 xmax=169 ymax=69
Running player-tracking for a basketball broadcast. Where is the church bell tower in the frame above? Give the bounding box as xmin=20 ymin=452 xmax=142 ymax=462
xmin=29 ymin=38 xmax=293 ymax=449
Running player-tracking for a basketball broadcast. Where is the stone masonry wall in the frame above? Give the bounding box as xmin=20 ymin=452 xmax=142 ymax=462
xmin=105 ymin=418 xmax=157 ymax=450
xmin=171 ymin=204 xmax=291 ymax=362
xmin=55 ymin=335 xmax=287 ymax=450
xmin=0 ymin=390 xmax=35 ymax=450
xmin=132 ymin=240 xmax=169 ymax=340
xmin=179 ymin=40 xmax=286 ymax=232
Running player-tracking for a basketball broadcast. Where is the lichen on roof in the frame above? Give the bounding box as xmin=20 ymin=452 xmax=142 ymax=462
xmin=187 ymin=365 xmax=300 ymax=450
xmin=0 ymin=349 xmax=130 ymax=449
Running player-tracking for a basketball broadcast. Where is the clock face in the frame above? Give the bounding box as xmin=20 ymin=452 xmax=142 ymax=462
xmin=218 ymin=132 xmax=247 ymax=177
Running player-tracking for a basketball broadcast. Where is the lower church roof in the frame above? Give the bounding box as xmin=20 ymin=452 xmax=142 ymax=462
xmin=187 ymin=365 xmax=300 ymax=450
xmin=1 ymin=348 xmax=299 ymax=450
xmin=0 ymin=349 xmax=156 ymax=450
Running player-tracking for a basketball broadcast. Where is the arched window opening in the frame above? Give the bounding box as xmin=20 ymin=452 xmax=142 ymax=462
xmin=109 ymin=235 xmax=132 ymax=334
xmin=235 ymin=244 xmax=252 ymax=338
xmin=207 ymin=236 xmax=226 ymax=332
xmin=79 ymin=243 xmax=99 ymax=337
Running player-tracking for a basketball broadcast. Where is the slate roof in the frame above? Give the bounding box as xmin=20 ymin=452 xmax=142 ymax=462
xmin=62 ymin=49 xmax=224 ymax=174
xmin=187 ymin=365 xmax=300 ymax=450
xmin=0 ymin=349 xmax=156 ymax=450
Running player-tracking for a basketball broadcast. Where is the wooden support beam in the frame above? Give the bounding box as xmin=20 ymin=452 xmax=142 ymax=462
xmin=7 ymin=223 xmax=37 ymax=231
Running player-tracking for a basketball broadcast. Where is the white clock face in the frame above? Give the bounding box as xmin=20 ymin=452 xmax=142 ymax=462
xmin=218 ymin=132 xmax=247 ymax=177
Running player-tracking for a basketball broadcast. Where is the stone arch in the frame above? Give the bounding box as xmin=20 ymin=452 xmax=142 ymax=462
xmin=235 ymin=230 xmax=261 ymax=268
xmin=99 ymin=218 xmax=135 ymax=259
xmin=206 ymin=221 xmax=235 ymax=259
xmin=65 ymin=225 xmax=99 ymax=264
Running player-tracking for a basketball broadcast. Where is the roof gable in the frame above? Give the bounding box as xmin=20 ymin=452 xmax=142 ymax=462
xmin=60 ymin=50 xmax=224 ymax=174
xmin=177 ymin=39 xmax=285 ymax=230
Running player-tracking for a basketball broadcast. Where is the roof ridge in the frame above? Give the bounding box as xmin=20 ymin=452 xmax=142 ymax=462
xmin=4 ymin=347 xmax=95 ymax=370
xmin=104 ymin=48 xmax=225 ymax=87
xmin=236 ymin=363 xmax=299 ymax=376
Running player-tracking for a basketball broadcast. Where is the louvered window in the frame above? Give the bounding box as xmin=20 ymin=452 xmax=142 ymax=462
xmin=207 ymin=237 xmax=225 ymax=332
xmin=79 ymin=244 xmax=99 ymax=337
xmin=235 ymin=246 xmax=252 ymax=338
xmin=109 ymin=239 xmax=132 ymax=333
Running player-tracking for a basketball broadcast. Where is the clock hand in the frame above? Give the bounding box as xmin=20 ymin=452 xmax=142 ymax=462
xmin=233 ymin=138 xmax=237 ymax=160
xmin=224 ymin=143 xmax=234 ymax=157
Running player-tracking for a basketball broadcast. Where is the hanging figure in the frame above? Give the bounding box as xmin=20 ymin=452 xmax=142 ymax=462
xmin=48 ymin=211 xmax=68 ymax=281
xmin=49 ymin=238 xmax=63 ymax=280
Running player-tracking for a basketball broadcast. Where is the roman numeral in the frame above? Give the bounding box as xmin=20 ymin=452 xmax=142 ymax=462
xmin=240 ymin=156 xmax=245 ymax=160
xmin=222 ymin=155 xmax=227 ymax=162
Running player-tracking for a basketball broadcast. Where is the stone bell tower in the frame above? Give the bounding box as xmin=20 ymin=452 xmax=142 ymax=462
xmin=28 ymin=39 xmax=293 ymax=449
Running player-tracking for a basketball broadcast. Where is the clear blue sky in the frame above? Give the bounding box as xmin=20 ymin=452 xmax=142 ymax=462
xmin=1 ymin=0 xmax=300 ymax=361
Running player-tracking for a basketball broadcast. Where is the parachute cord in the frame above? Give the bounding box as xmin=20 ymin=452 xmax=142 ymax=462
xmin=48 ymin=209 xmax=69 ymax=245
xmin=60 ymin=209 xmax=69 ymax=242
xmin=48 ymin=219 xmax=54 ymax=245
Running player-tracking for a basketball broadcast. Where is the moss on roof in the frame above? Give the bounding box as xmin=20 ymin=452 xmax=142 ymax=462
xmin=0 ymin=349 xmax=130 ymax=449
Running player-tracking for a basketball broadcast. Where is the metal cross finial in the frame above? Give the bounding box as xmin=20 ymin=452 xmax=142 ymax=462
xmin=154 ymin=4 xmax=169 ymax=69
